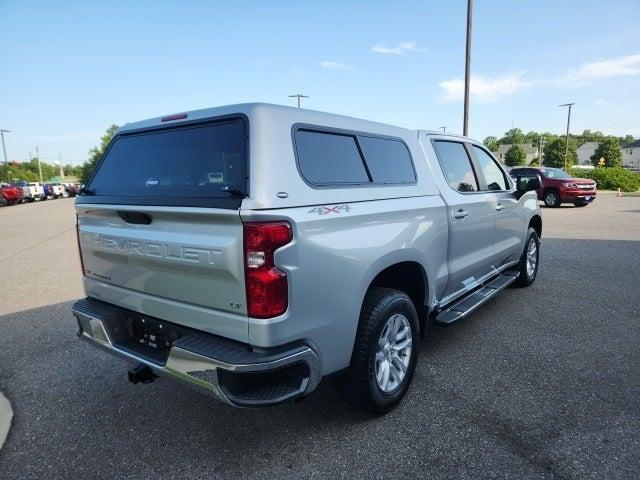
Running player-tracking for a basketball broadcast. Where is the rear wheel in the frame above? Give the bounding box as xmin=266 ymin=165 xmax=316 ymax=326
xmin=337 ymin=287 xmax=419 ymax=414
xmin=0 ymin=196 xmax=7 ymax=207
xmin=543 ymin=190 xmax=560 ymax=208
xmin=514 ymin=227 xmax=540 ymax=288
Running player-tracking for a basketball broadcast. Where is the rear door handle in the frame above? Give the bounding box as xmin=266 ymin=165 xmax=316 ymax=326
xmin=495 ymin=204 xmax=504 ymax=212
xmin=453 ymin=209 xmax=468 ymax=219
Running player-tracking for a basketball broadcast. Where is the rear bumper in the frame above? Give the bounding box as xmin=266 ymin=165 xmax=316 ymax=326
xmin=72 ymin=298 xmax=321 ymax=407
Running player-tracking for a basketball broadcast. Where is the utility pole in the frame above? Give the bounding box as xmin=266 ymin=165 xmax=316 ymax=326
xmin=289 ymin=94 xmax=308 ymax=108
xmin=36 ymin=146 xmax=43 ymax=182
xmin=439 ymin=126 xmax=447 ymax=132
xmin=0 ymin=129 xmax=10 ymax=166
xmin=539 ymin=134 xmax=545 ymax=167
xmin=559 ymin=103 xmax=575 ymax=170
xmin=462 ymin=0 xmax=473 ymax=136
xmin=59 ymin=153 xmax=64 ymax=178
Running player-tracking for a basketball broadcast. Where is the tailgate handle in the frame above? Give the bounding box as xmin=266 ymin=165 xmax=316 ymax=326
xmin=117 ymin=211 xmax=152 ymax=225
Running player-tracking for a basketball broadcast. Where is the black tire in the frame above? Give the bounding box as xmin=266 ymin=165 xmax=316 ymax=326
xmin=513 ymin=227 xmax=540 ymax=288
xmin=573 ymin=202 xmax=588 ymax=207
xmin=0 ymin=197 xmax=7 ymax=207
xmin=337 ymin=287 xmax=420 ymax=414
xmin=543 ymin=190 xmax=560 ymax=208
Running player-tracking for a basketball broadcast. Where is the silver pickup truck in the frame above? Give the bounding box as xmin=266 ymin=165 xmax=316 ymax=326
xmin=73 ymin=103 xmax=542 ymax=413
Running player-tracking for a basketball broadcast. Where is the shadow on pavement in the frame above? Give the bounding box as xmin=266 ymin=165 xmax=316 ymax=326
xmin=1 ymin=237 xmax=639 ymax=479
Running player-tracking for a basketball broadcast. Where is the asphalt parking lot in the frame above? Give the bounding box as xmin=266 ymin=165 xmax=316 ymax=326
xmin=1 ymin=194 xmax=639 ymax=479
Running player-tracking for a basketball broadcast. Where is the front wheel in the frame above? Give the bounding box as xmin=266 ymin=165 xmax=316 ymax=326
xmin=513 ymin=227 xmax=540 ymax=288
xmin=337 ymin=287 xmax=419 ymax=414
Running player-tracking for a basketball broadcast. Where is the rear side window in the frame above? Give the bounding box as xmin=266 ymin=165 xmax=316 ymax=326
xmin=294 ymin=130 xmax=369 ymax=185
xmin=433 ymin=141 xmax=479 ymax=192
xmin=86 ymin=119 xmax=246 ymax=206
xmin=294 ymin=128 xmax=415 ymax=186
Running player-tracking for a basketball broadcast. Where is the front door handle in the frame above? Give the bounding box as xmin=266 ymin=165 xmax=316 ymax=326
xmin=453 ymin=209 xmax=468 ymax=219
xmin=495 ymin=204 xmax=504 ymax=212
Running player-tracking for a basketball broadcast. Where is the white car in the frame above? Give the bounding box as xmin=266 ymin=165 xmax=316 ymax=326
xmin=21 ymin=182 xmax=45 ymax=202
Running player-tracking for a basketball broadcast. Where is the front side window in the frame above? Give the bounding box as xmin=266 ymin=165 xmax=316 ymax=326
xmin=472 ymin=146 xmax=508 ymax=191
xmin=433 ymin=141 xmax=478 ymax=192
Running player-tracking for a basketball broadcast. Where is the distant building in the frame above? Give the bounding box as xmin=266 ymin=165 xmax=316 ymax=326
xmin=495 ymin=144 xmax=538 ymax=165
xmin=576 ymin=142 xmax=599 ymax=166
xmin=622 ymin=139 xmax=640 ymax=169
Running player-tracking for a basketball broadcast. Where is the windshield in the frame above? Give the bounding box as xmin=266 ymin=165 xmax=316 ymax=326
xmin=539 ymin=168 xmax=571 ymax=179
xmin=87 ymin=119 xmax=246 ymax=205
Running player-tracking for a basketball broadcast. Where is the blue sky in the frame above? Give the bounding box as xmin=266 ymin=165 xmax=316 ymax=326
xmin=1 ymin=0 xmax=639 ymax=165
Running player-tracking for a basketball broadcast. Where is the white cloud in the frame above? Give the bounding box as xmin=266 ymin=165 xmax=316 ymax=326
xmin=372 ymin=41 xmax=427 ymax=55
xmin=555 ymin=53 xmax=640 ymax=87
xmin=437 ymin=52 xmax=640 ymax=103
xmin=438 ymin=72 xmax=534 ymax=103
xmin=321 ymin=61 xmax=354 ymax=71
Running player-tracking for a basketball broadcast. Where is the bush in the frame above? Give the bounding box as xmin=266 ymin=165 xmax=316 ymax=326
xmin=568 ymin=167 xmax=640 ymax=192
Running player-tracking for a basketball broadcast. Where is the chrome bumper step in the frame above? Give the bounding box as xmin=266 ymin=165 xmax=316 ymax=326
xmin=436 ymin=271 xmax=519 ymax=325
xmin=72 ymin=298 xmax=321 ymax=407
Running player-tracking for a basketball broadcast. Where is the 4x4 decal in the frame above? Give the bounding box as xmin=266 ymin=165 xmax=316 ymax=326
xmin=308 ymin=204 xmax=351 ymax=216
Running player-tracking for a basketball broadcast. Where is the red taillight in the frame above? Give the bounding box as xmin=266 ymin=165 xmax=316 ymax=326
xmin=76 ymin=214 xmax=85 ymax=277
xmin=243 ymin=222 xmax=292 ymax=318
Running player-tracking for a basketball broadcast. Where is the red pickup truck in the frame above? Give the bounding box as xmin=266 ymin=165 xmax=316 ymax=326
xmin=509 ymin=167 xmax=597 ymax=208
xmin=0 ymin=183 xmax=24 ymax=206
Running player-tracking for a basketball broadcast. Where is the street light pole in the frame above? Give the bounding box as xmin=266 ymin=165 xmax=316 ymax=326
xmin=463 ymin=0 xmax=473 ymax=136
xmin=0 ymin=129 xmax=10 ymax=166
xmin=559 ymin=103 xmax=575 ymax=170
xmin=36 ymin=146 xmax=43 ymax=182
xmin=289 ymin=94 xmax=309 ymax=108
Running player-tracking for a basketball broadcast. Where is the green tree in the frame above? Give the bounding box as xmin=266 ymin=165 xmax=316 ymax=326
xmin=504 ymin=144 xmax=527 ymax=167
xmin=524 ymin=131 xmax=540 ymax=147
xmin=543 ymin=137 xmax=577 ymax=168
xmin=590 ymin=137 xmax=622 ymax=167
xmin=500 ymin=128 xmax=526 ymax=145
xmin=620 ymin=135 xmax=635 ymax=147
xmin=529 ymin=156 xmax=540 ymax=166
xmin=483 ymin=136 xmax=499 ymax=152
xmin=80 ymin=124 xmax=119 ymax=183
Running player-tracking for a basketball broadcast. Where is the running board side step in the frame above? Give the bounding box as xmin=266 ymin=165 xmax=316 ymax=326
xmin=435 ymin=271 xmax=519 ymax=325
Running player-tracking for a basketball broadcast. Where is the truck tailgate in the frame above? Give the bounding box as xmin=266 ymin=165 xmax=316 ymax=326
xmin=77 ymin=205 xmax=249 ymax=341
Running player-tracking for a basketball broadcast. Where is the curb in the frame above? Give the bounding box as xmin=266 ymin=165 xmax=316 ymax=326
xmin=0 ymin=391 xmax=13 ymax=450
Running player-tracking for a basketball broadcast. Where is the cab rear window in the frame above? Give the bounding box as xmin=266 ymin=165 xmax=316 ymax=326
xmin=84 ymin=118 xmax=246 ymax=208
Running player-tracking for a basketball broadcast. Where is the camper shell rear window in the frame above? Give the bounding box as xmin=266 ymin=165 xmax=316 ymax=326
xmin=78 ymin=116 xmax=247 ymax=208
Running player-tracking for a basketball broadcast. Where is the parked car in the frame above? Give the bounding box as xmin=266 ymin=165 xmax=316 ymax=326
xmin=15 ymin=181 xmax=45 ymax=202
xmin=64 ymin=183 xmax=79 ymax=197
xmin=72 ymin=103 xmax=542 ymax=413
xmin=509 ymin=166 xmax=597 ymax=207
xmin=1 ymin=183 xmax=24 ymax=205
xmin=48 ymin=183 xmax=66 ymax=199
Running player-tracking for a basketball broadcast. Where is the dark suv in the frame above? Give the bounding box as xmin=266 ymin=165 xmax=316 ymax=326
xmin=509 ymin=167 xmax=597 ymax=208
